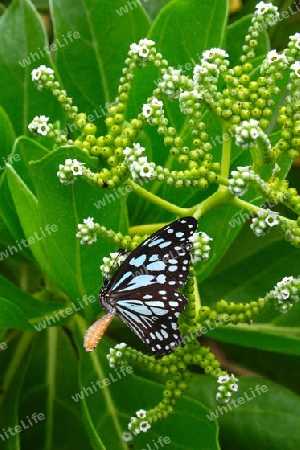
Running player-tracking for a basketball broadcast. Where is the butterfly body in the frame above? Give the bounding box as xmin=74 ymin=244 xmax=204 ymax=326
xmin=84 ymin=216 xmax=197 ymax=355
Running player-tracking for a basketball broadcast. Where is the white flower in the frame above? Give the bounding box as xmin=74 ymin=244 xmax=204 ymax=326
xmin=31 ymin=65 xmax=54 ymax=81
xmin=136 ymin=409 xmax=147 ymax=418
xmin=130 ymin=43 xmax=140 ymax=54
xmin=291 ymin=61 xmax=300 ymax=77
xmin=82 ymin=217 xmax=94 ymax=230
xmin=218 ymin=375 xmax=230 ymax=384
xmin=121 ymin=432 xmax=132 ymax=442
xmin=138 ymin=45 xmax=150 ymax=58
xmin=28 ymin=115 xmax=52 ymax=136
xmin=202 ymin=48 xmax=228 ymax=60
xmin=265 ymin=212 xmax=279 ymax=227
xmin=267 ymin=49 xmax=280 ymax=62
xmin=230 ymin=373 xmax=239 ymax=383
xmin=256 ymin=1 xmax=276 ymax=15
xmin=37 ymin=123 xmax=50 ymax=136
xmin=31 ymin=68 xmax=42 ymax=81
xmin=290 ymin=33 xmax=300 ymax=49
xmin=250 ymin=128 xmax=259 ymax=139
xmin=139 ymin=38 xmax=155 ymax=47
xmin=142 ymin=104 xmax=152 ymax=118
xmin=115 ymin=342 xmax=127 ymax=349
xmin=151 ymin=97 xmax=163 ymax=107
xmin=71 ymin=159 xmax=85 ymax=176
xmin=281 ymin=289 xmax=290 ymax=300
xmin=139 ymin=421 xmax=151 ymax=433
xmin=139 ymin=160 xmax=155 ymax=178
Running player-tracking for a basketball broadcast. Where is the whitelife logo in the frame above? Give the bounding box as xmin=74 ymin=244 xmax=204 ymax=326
xmin=33 ymin=294 xmax=97 ymax=331
xmin=18 ymin=31 xmax=80 ymax=68
xmin=206 ymin=384 xmax=269 ymax=421
xmin=0 ymin=412 xmax=45 ymax=443
xmin=0 ymin=224 xmax=58 ymax=261
xmin=71 ymin=366 xmax=133 ymax=402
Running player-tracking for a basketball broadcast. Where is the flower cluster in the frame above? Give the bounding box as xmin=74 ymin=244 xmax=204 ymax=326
xmin=128 ymin=409 xmax=151 ymax=434
xmin=100 ymin=252 xmax=128 ymax=278
xmin=76 ymin=217 xmax=98 ymax=245
xmin=31 ymin=65 xmax=55 ymax=90
xmin=193 ymin=48 xmax=229 ymax=107
xmin=123 ymin=144 xmax=157 ymax=180
xmin=193 ymin=59 xmax=221 ymax=106
xmin=266 ymin=276 xmax=300 ymax=313
xmin=190 ymin=231 xmax=212 ymax=263
xmin=284 ymin=32 xmax=300 ymax=63
xmin=129 ymin=38 xmax=156 ymax=67
xmin=250 ymin=208 xmax=279 ymax=236
xmin=141 ymin=97 xmax=164 ymax=124
xmin=107 ymin=343 xmax=128 ymax=368
xmin=57 ymin=158 xmax=85 ymax=185
xmin=28 ymin=115 xmax=52 ymax=136
xmin=260 ymin=50 xmax=289 ymax=76
xmin=216 ymin=373 xmax=239 ymax=404
xmin=155 ymin=67 xmax=192 ymax=101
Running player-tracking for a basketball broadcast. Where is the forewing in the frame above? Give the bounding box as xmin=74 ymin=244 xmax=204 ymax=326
xmin=109 ymin=217 xmax=197 ymax=293
xmin=114 ymin=287 xmax=188 ymax=355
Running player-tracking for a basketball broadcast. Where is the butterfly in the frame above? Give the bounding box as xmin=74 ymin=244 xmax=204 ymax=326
xmin=84 ymin=216 xmax=198 ymax=355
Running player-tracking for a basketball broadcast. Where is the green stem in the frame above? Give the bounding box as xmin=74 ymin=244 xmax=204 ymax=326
xmin=231 ymin=196 xmax=262 ymax=215
xmin=193 ymin=189 xmax=234 ymax=220
xmin=125 ymin=179 xmax=194 ymax=216
xmin=45 ymin=327 xmax=58 ymax=450
xmin=250 ymin=142 xmax=264 ymax=174
xmin=193 ymin=272 xmax=202 ymax=317
xmin=218 ymin=121 xmax=232 ymax=191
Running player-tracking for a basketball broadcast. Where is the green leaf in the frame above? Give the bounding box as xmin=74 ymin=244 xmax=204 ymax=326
xmin=0 ymin=0 xmax=63 ymax=135
xmin=205 ymin=323 xmax=300 ymax=356
xmin=189 ymin=376 xmax=300 ymax=450
xmin=0 ymin=137 xmax=49 ymax=261
xmin=51 ymin=0 xmax=150 ymax=135
xmin=150 ymin=0 xmax=228 ymax=67
xmin=202 ymin=239 xmax=300 ymax=306
xmin=0 ymin=332 xmax=35 ymax=449
xmin=18 ymin=327 xmax=94 ymax=449
xmin=0 ymin=274 xmax=66 ymax=326
xmin=5 ymin=163 xmax=55 ymax=272
xmin=29 ymin=146 xmax=123 ymax=303
xmin=0 ymin=105 xmax=16 ymax=161
xmin=0 ymin=298 xmax=35 ymax=330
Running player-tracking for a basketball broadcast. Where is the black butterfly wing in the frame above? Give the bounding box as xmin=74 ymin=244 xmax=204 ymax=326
xmin=105 ymin=217 xmax=197 ymax=354
xmin=113 ymin=287 xmax=187 ymax=354
xmin=108 ymin=217 xmax=197 ymax=293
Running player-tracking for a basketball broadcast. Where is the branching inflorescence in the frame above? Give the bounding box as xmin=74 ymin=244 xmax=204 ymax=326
xmin=29 ymin=1 xmax=300 ymax=436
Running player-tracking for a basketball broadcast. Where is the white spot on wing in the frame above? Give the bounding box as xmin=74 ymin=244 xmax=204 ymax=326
xmin=146 ymin=261 xmax=165 ymax=271
xmin=130 ymin=254 xmax=147 ymax=267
